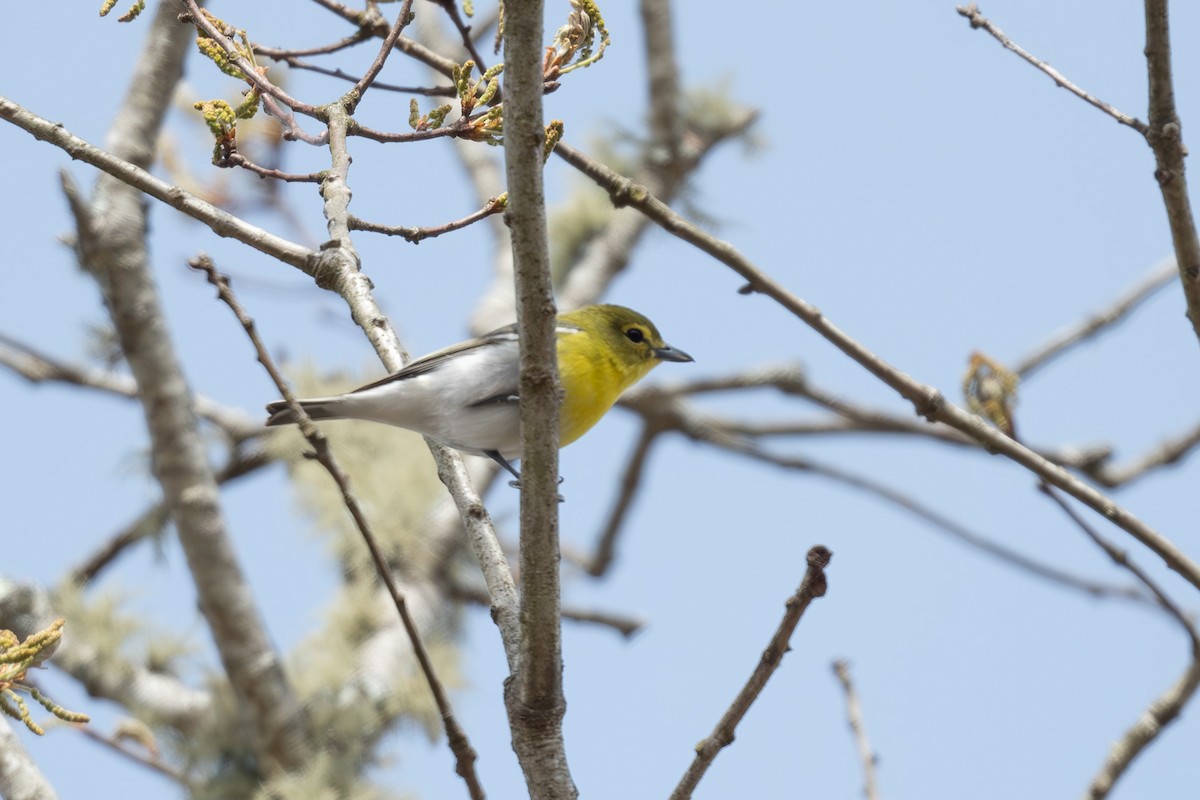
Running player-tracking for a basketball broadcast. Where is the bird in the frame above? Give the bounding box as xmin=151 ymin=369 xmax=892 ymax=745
xmin=264 ymin=304 xmax=693 ymax=482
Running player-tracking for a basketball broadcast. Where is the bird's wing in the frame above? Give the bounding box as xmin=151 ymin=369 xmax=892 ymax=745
xmin=348 ymin=318 xmax=583 ymax=401
xmin=348 ymin=325 xmax=519 ymax=395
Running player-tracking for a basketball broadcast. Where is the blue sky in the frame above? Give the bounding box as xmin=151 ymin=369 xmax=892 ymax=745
xmin=4 ymin=1 xmax=1200 ymax=798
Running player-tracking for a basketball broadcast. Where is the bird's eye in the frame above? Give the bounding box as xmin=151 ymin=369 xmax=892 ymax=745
xmin=625 ymin=327 xmax=645 ymax=344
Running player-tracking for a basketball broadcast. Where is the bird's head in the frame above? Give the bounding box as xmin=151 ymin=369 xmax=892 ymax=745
xmin=565 ymin=304 xmax=693 ymax=382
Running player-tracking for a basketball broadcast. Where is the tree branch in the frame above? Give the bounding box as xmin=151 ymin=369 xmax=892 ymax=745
xmin=0 ymin=579 xmax=212 ymax=735
xmin=954 ymin=4 xmax=1146 ymax=132
xmin=617 ymin=387 xmax=1155 ymax=607
xmin=956 ymin=2 xmax=1200 ymax=347
xmin=348 ymin=194 xmax=507 ymax=243
xmin=0 ymin=98 xmax=317 ymax=274
xmin=0 ymin=717 xmax=59 ymax=800
xmin=191 ymin=254 xmax=485 ymax=800
xmin=832 ymin=660 xmax=881 ymax=800
xmin=1036 ymin=486 xmax=1200 ymax=799
xmin=1142 ymin=0 xmax=1200 ymax=345
xmin=0 ymin=333 xmax=261 ymax=442
xmin=69 ymin=447 xmax=274 ymax=586
xmin=1013 ymin=258 xmax=1176 ymax=378
xmin=61 ymin=0 xmax=314 ymax=775
xmin=348 ymin=0 xmax=416 ymax=109
xmin=502 ymin=0 xmax=575 ymax=796
xmin=557 ymin=141 xmax=1200 ymax=593
xmin=670 ymin=546 xmax=832 ymax=800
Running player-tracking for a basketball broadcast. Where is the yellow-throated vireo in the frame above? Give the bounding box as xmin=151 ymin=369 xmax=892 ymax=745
xmin=265 ymin=304 xmax=692 ymax=480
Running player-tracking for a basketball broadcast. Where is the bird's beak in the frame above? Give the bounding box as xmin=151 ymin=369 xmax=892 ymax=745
xmin=653 ymin=344 xmax=694 ymax=363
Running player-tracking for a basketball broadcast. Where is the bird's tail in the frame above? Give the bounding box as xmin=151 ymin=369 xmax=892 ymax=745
xmin=264 ymin=399 xmax=344 ymax=426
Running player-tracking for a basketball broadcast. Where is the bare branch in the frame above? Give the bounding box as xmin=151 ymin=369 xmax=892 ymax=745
xmin=429 ymin=0 xmax=494 ymax=74
xmin=620 ymin=386 xmax=1154 ymax=606
xmin=223 ymin=153 xmax=326 ymax=183
xmin=956 ymin=2 xmax=1200 ymax=348
xmin=0 ymin=333 xmax=261 ymax=442
xmin=259 ymin=49 xmax=456 ymax=96
xmin=190 ymin=254 xmax=485 ymax=800
xmin=449 ymin=584 xmax=645 ymax=638
xmin=640 ymin=0 xmax=684 ymax=169
xmin=254 ymin=29 xmax=373 ymax=59
xmin=58 ymin=0 xmax=314 ymax=774
xmin=503 ymin=0 xmax=575 ymax=795
xmin=182 ymin=1 xmax=320 ymax=118
xmin=1142 ymin=0 xmax=1200 ymax=345
xmin=0 ymin=98 xmax=317 ymax=274
xmin=349 ymin=1 xmax=417 ymax=109
xmin=954 ymin=4 xmax=1146 ymax=133
xmin=636 ymin=361 xmax=1200 ymax=490
xmin=68 ymin=447 xmax=274 ymax=586
xmin=1085 ymin=421 xmax=1200 ymax=488
xmin=557 ymin=140 xmax=1200 ymax=593
xmin=670 ymin=547 xmax=832 ymax=800
xmin=349 ymin=194 xmax=507 ymax=243
xmin=0 ymin=717 xmax=59 ymax=800
xmin=305 ymin=0 xmax=461 ymax=77
xmin=0 ymin=579 xmax=212 ymax=734
xmin=832 ymin=661 xmax=881 ymax=800
xmin=1036 ymin=485 xmax=1200 ymax=800
xmin=588 ymin=425 xmax=659 ymax=576
xmin=749 ymin=447 xmax=1153 ymax=607
xmin=1014 ymin=258 xmax=1177 ymax=378
xmin=75 ymin=723 xmax=188 ymax=787
xmin=554 ymin=108 xmax=758 ymax=310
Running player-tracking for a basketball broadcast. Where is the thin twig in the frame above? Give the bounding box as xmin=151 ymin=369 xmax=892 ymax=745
xmin=224 ymin=153 xmax=326 ymax=183
xmin=183 ymin=1 xmax=319 ymax=118
xmin=307 ymin=0 xmax=461 ymax=77
xmin=670 ymin=546 xmax=832 ymax=800
xmin=555 ymin=140 xmax=1200 ymax=593
xmin=588 ymin=425 xmax=659 ymax=576
xmin=349 ymin=0 xmax=417 ymax=109
xmin=431 ymin=0 xmax=492 ymax=74
xmin=621 ymin=367 xmax=1127 ymax=479
xmin=0 ymin=332 xmax=261 ymax=441
xmin=348 ymin=194 xmax=507 ymax=243
xmin=957 ymin=2 xmax=1200 ymax=347
xmin=345 ymin=115 xmax=480 ymax=143
xmin=1084 ymin=421 xmax=1200 ymax=488
xmin=0 ymin=97 xmax=316 ymax=272
xmin=254 ymin=29 xmax=373 ymax=59
xmin=955 ymin=4 xmax=1146 ymax=133
xmin=75 ymin=723 xmax=189 ymax=786
xmin=1037 ymin=485 xmax=1200 ymax=800
xmin=68 ymin=448 xmax=274 ymax=585
xmin=1014 ymin=258 xmax=1177 ymax=378
xmin=745 ymin=446 xmax=1154 ymax=607
xmin=189 ymin=254 xmax=486 ymax=800
xmin=259 ymin=50 xmax=456 ymax=96
xmin=683 ymin=405 xmax=1153 ymax=604
xmin=617 ymin=383 xmax=1157 ymax=608
xmin=832 ymin=661 xmax=881 ymax=800
xmin=637 ymin=362 xmax=1200 ymax=490
xmin=449 ymin=584 xmax=645 ymax=638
